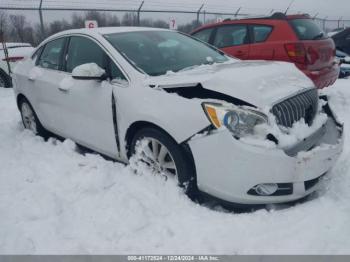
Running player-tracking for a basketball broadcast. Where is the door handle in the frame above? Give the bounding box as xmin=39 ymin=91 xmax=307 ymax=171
xmin=58 ymin=86 xmax=69 ymax=92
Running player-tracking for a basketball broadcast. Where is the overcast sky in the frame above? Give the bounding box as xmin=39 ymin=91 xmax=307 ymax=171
xmin=1 ymin=0 xmax=350 ymax=26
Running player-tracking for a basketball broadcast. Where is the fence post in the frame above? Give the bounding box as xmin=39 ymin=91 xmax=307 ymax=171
xmin=39 ymin=0 xmax=45 ymax=39
xmin=338 ymin=17 xmax=343 ymax=29
xmin=137 ymin=1 xmax=144 ymax=26
xmin=323 ymin=16 xmax=328 ymax=32
xmin=234 ymin=7 xmax=241 ymax=18
xmin=196 ymin=4 xmax=204 ymax=26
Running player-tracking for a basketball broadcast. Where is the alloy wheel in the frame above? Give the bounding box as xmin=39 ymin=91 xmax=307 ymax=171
xmin=136 ymin=137 xmax=178 ymax=176
xmin=21 ymin=102 xmax=38 ymax=134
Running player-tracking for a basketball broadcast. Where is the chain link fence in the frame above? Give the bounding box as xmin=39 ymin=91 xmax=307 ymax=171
xmin=1 ymin=0 xmax=350 ymax=45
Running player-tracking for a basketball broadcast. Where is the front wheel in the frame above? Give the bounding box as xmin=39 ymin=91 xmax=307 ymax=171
xmin=130 ymin=127 xmax=197 ymax=197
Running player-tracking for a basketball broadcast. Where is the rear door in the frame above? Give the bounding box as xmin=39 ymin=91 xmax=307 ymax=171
xmin=212 ymin=24 xmax=250 ymax=59
xmin=30 ymin=37 xmax=68 ymax=130
xmin=289 ymin=18 xmax=336 ymax=71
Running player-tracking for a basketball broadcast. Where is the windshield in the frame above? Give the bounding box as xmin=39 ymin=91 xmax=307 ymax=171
xmin=290 ymin=18 xmax=327 ymax=40
xmin=104 ymin=30 xmax=229 ymax=76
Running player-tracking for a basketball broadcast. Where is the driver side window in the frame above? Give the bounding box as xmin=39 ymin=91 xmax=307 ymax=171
xmin=66 ymin=36 xmax=126 ymax=80
xmin=66 ymin=36 xmax=107 ymax=73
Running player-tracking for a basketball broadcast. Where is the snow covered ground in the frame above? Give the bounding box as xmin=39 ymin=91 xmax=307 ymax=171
xmin=0 ymin=80 xmax=350 ymax=254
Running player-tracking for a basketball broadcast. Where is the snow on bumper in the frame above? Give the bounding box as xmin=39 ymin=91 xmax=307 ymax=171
xmin=188 ymin=111 xmax=344 ymax=205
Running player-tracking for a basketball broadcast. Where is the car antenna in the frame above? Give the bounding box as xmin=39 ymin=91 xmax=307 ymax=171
xmin=284 ymin=0 xmax=295 ymax=15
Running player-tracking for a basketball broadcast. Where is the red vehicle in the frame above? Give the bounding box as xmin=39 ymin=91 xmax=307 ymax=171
xmin=191 ymin=13 xmax=339 ymax=89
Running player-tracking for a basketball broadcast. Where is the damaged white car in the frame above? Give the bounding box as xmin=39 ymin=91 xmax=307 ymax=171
xmin=12 ymin=27 xmax=343 ymax=205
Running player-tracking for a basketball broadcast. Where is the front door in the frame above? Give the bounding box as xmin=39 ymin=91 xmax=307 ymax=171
xmin=213 ymin=24 xmax=250 ymax=59
xmin=53 ymin=35 xmax=125 ymax=158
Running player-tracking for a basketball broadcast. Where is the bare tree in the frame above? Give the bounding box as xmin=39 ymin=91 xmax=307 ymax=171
xmin=0 ymin=11 xmax=8 ymax=40
xmin=9 ymin=15 xmax=27 ymax=42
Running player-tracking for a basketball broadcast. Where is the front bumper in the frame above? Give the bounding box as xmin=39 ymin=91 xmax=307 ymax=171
xmin=188 ymin=103 xmax=344 ymax=205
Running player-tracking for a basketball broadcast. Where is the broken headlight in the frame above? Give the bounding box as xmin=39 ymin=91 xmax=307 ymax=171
xmin=202 ymin=102 xmax=268 ymax=137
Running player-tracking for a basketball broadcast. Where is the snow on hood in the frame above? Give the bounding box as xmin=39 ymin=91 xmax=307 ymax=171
xmin=146 ymin=60 xmax=314 ymax=109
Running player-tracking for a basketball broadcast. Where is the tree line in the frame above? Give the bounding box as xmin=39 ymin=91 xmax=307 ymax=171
xmin=0 ymin=10 xmax=204 ymax=46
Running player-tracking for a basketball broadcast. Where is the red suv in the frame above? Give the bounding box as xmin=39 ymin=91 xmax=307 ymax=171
xmin=191 ymin=13 xmax=339 ymax=89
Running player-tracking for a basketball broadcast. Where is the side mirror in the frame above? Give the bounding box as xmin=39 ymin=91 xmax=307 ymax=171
xmin=72 ymin=63 xmax=107 ymax=81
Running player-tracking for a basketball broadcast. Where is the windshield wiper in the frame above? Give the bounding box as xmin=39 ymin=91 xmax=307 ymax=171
xmin=312 ymin=32 xmax=324 ymax=40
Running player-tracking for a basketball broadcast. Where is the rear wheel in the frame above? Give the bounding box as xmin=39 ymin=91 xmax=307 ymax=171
xmin=0 ymin=71 xmax=11 ymax=88
xmin=130 ymin=127 xmax=197 ymax=197
xmin=19 ymin=98 xmax=49 ymax=137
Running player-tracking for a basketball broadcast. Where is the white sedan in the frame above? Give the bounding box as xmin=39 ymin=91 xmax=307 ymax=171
xmin=0 ymin=43 xmax=34 ymax=88
xmin=12 ymin=27 xmax=344 ymax=205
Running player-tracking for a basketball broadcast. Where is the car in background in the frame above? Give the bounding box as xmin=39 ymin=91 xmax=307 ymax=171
xmin=328 ymin=28 xmax=345 ymax=37
xmin=336 ymin=49 xmax=350 ymax=78
xmin=12 ymin=27 xmax=343 ymax=206
xmin=0 ymin=43 xmax=34 ymax=88
xmin=332 ymin=28 xmax=350 ymax=55
xmin=191 ymin=13 xmax=339 ymax=89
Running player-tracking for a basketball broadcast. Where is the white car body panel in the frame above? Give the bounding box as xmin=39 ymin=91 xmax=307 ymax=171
xmin=12 ymin=27 xmax=344 ymax=205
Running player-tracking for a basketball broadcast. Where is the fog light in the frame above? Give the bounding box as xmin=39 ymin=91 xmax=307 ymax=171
xmin=255 ymin=183 xmax=278 ymax=196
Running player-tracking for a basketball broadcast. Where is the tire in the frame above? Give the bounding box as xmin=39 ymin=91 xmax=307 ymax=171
xmin=0 ymin=70 xmax=12 ymax=88
xmin=19 ymin=98 xmax=49 ymax=138
xmin=130 ymin=127 xmax=197 ymax=198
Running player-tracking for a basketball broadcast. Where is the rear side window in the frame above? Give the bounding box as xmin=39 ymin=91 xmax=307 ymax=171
xmin=252 ymin=25 xmax=273 ymax=43
xmin=192 ymin=28 xmax=213 ymax=43
xmin=66 ymin=36 xmax=107 ymax=73
xmin=213 ymin=25 xmax=249 ymax=48
xmin=290 ymin=19 xmax=327 ymax=40
xmin=37 ymin=38 xmax=66 ymax=70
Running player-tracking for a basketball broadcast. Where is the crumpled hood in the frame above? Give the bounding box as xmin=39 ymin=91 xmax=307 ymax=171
xmin=145 ymin=60 xmax=314 ymax=109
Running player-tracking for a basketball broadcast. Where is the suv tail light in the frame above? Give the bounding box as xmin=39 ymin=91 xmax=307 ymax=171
xmin=2 ymin=56 xmax=24 ymax=62
xmin=284 ymin=43 xmax=307 ymax=64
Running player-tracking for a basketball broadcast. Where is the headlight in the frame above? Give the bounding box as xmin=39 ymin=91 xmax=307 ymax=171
xmin=202 ymin=102 xmax=268 ymax=137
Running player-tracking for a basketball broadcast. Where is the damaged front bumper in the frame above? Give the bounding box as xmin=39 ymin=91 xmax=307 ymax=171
xmin=188 ymin=101 xmax=344 ymax=205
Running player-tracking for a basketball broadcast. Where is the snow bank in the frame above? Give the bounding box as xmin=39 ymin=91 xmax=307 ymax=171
xmin=1 ymin=80 xmax=350 ymax=254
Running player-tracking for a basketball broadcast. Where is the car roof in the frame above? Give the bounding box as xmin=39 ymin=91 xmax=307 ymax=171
xmin=45 ymin=26 xmax=170 ymax=42
xmin=191 ymin=12 xmax=310 ymax=34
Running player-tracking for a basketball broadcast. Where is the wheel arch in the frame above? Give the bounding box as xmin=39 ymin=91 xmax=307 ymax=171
xmin=124 ymin=120 xmax=198 ymax=191
xmin=16 ymin=93 xmax=27 ymax=109
xmin=125 ymin=121 xmax=178 ymax=158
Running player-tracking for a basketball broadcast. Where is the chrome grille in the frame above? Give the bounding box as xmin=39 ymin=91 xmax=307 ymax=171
xmin=271 ymin=89 xmax=318 ymax=128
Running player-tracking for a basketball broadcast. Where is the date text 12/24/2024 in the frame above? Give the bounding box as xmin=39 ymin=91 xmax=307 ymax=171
xmin=127 ymin=256 xmax=219 ymax=261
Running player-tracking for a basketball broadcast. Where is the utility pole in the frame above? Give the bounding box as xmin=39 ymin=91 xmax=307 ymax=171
xmin=137 ymin=1 xmax=144 ymax=26
xmin=39 ymin=0 xmax=45 ymax=39
xmin=196 ymin=4 xmax=204 ymax=26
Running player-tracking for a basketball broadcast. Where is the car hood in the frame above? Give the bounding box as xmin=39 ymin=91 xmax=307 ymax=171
xmin=145 ymin=60 xmax=314 ymax=108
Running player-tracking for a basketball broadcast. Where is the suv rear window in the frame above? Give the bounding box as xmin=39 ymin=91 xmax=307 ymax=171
xmin=290 ymin=19 xmax=327 ymax=40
